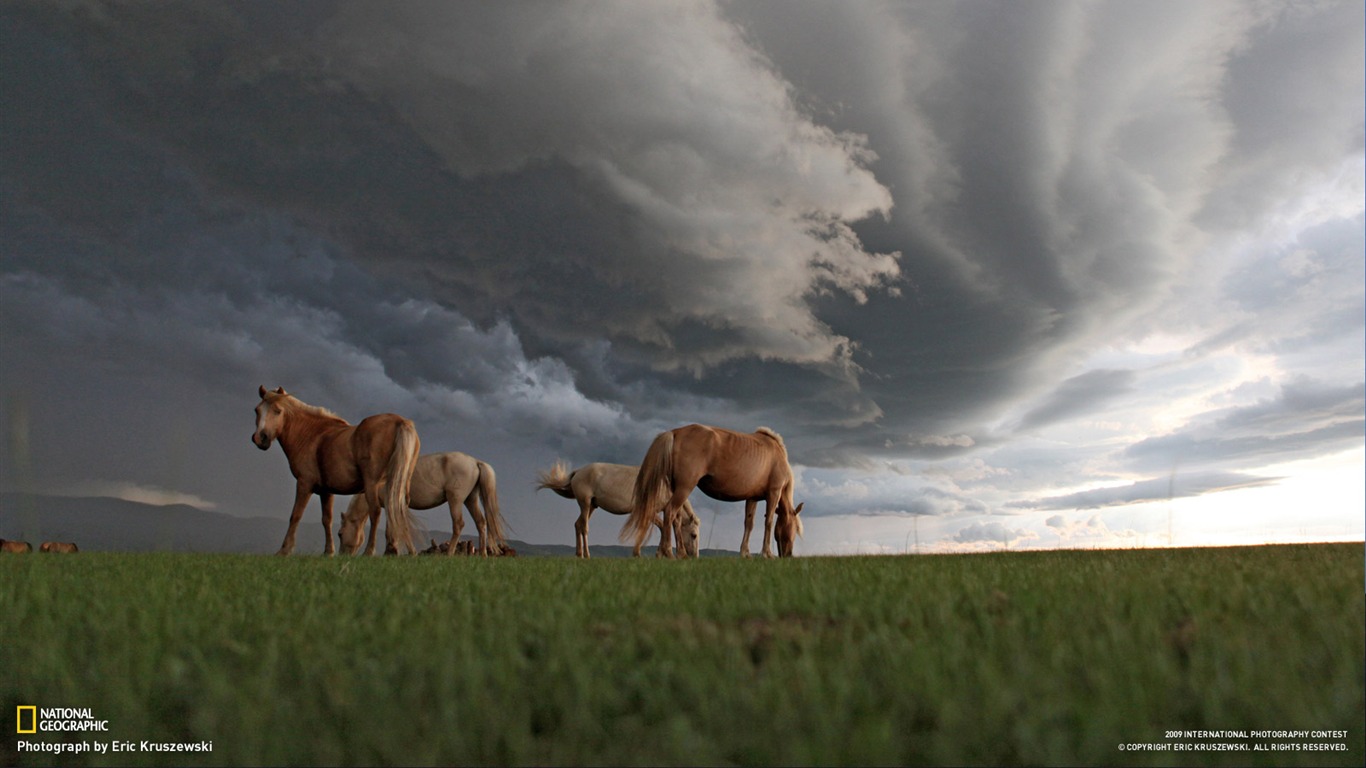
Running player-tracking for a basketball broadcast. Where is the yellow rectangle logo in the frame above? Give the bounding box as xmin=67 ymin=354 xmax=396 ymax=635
xmin=16 ymin=705 xmax=36 ymax=733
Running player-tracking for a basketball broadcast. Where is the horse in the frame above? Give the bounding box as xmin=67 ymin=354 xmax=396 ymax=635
xmin=338 ymin=451 xmax=508 ymax=557
xmin=536 ymin=461 xmax=700 ymax=558
xmin=40 ymin=542 xmax=79 ymax=553
xmin=1 ymin=539 xmax=33 ymax=553
xmin=252 ymin=386 xmax=422 ymax=555
xmin=622 ymin=424 xmax=804 ymax=558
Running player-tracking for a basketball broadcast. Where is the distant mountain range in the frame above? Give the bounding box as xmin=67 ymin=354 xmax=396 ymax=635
xmin=0 ymin=493 xmax=737 ymax=558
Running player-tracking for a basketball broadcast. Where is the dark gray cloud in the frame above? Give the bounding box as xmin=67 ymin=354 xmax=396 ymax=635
xmin=1 ymin=1 xmax=1361 ymax=550
xmin=1012 ymin=369 xmax=1137 ymax=433
xmin=1124 ymin=379 xmax=1365 ymax=474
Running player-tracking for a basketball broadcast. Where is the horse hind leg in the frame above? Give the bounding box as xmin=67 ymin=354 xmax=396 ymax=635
xmin=445 ymin=499 xmax=464 ymax=557
xmin=365 ymin=504 xmax=380 ymax=556
xmin=319 ymin=493 xmax=335 ymax=556
xmin=575 ymin=501 xmax=593 ymax=559
xmin=466 ymin=496 xmax=491 ymax=556
xmin=739 ymin=499 xmax=757 ymax=558
xmin=657 ymin=486 xmax=693 ymax=559
xmin=366 ymin=481 xmax=397 ymax=556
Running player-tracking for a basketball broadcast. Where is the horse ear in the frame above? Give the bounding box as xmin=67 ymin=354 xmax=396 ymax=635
xmin=793 ymin=502 xmax=804 ymax=515
xmin=259 ymin=385 xmax=268 ymax=399
xmin=275 ymin=386 xmax=287 ymax=395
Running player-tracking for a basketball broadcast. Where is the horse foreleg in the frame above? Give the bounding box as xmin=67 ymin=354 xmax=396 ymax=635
xmin=277 ymin=484 xmax=312 ymax=556
xmin=319 ymin=493 xmax=335 ymax=556
xmin=739 ymin=499 xmax=758 ymax=558
xmin=761 ymin=495 xmax=779 ymax=559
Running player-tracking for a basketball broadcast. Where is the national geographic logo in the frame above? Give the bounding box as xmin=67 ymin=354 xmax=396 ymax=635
xmin=15 ymin=706 xmax=109 ymax=733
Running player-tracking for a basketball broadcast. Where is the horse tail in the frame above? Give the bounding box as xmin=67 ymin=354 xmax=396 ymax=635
xmin=621 ymin=430 xmax=673 ymax=548
xmin=535 ymin=461 xmax=576 ymax=500
xmin=384 ymin=419 xmax=421 ymax=554
xmin=476 ymin=460 xmax=509 ymax=553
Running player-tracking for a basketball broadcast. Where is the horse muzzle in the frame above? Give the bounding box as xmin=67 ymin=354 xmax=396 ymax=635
xmin=252 ymin=432 xmax=271 ymax=450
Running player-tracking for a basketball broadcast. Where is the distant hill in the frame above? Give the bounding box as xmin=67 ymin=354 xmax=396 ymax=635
xmin=0 ymin=493 xmax=737 ymax=557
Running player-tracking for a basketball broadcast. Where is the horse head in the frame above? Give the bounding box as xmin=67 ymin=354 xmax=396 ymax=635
xmin=776 ymin=501 xmax=804 ymax=558
xmin=252 ymin=386 xmax=289 ymax=450
xmin=678 ymin=514 xmax=701 ymax=558
xmin=337 ymin=514 xmax=364 ymax=555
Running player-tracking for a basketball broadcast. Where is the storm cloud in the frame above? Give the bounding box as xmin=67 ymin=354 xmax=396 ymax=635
xmin=1 ymin=1 xmax=1361 ymax=552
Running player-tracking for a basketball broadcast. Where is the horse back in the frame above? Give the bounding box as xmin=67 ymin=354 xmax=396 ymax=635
xmin=675 ymin=424 xmax=792 ymax=501
xmin=579 ymin=463 xmax=638 ymax=514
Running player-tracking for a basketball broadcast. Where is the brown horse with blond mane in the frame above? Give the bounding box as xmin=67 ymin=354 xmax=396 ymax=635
xmin=40 ymin=542 xmax=79 ymax=553
xmin=621 ymin=424 xmax=803 ymax=558
xmin=252 ymin=386 xmax=421 ymax=555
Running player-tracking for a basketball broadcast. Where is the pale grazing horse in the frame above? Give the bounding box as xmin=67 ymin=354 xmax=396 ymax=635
xmin=536 ymin=461 xmax=700 ymax=559
xmin=622 ymin=424 xmax=804 ymax=558
xmin=1 ymin=539 xmax=33 ymax=553
xmin=338 ymin=451 xmax=509 ymax=557
xmin=40 ymin=542 xmax=79 ymax=553
xmin=252 ymin=386 xmax=421 ymax=555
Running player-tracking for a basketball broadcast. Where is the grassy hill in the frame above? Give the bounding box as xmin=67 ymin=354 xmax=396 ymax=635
xmin=2 ymin=544 xmax=1360 ymax=766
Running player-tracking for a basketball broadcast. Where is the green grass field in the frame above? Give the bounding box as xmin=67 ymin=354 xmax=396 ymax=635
xmin=2 ymin=543 xmax=1361 ymax=766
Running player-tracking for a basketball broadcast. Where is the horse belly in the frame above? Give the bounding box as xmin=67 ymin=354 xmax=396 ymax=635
xmin=696 ymin=477 xmax=753 ymax=503
xmin=315 ymin=441 xmax=364 ymax=495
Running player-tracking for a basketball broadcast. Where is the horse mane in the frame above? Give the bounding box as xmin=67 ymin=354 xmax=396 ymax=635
xmin=279 ymin=394 xmax=347 ymax=424
xmin=755 ymin=426 xmax=784 ymax=445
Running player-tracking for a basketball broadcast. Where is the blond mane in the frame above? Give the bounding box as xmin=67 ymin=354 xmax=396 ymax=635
xmin=275 ymin=393 xmax=347 ymax=424
xmin=755 ymin=426 xmax=784 ymax=445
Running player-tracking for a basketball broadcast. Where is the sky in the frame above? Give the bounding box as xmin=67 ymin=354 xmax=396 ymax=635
xmin=1 ymin=0 xmax=1362 ymax=555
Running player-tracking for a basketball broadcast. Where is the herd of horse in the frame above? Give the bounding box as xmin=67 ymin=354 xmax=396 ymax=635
xmin=1 ymin=388 xmax=806 ymax=559
xmin=252 ymin=386 xmax=805 ymax=559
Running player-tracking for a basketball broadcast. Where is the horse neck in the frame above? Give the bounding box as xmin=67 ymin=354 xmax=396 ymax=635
xmin=277 ymin=404 xmax=347 ymax=455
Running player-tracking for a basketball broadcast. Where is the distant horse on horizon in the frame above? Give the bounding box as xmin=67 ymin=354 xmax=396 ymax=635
xmin=622 ymin=424 xmax=803 ymax=558
xmin=536 ymin=461 xmax=700 ymax=559
xmin=40 ymin=542 xmax=78 ymax=553
xmin=252 ymin=386 xmax=421 ymax=555
xmin=339 ymin=451 xmax=509 ymax=557
xmin=1 ymin=539 xmax=33 ymax=553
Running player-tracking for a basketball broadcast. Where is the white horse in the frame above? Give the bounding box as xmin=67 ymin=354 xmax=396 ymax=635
xmin=536 ymin=461 xmax=700 ymax=558
xmin=339 ymin=451 xmax=508 ymax=556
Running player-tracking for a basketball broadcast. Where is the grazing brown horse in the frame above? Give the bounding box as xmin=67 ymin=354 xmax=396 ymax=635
xmin=339 ymin=451 xmax=508 ymax=557
xmin=252 ymin=386 xmax=421 ymax=555
xmin=536 ymin=461 xmax=699 ymax=558
xmin=1 ymin=539 xmax=33 ymax=553
xmin=40 ymin=542 xmax=79 ymax=553
xmin=622 ymin=424 xmax=804 ymax=558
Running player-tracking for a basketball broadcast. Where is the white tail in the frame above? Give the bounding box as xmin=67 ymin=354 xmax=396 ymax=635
xmin=476 ymin=460 xmax=508 ymax=553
